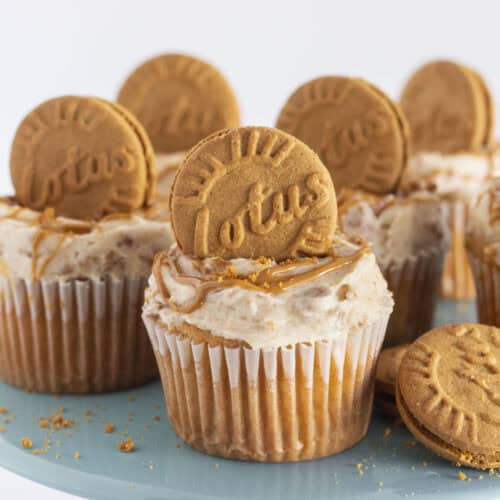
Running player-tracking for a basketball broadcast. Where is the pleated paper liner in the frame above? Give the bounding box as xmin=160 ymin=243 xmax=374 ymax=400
xmin=441 ymin=199 xmax=476 ymax=300
xmin=0 ymin=276 xmax=157 ymax=393
xmin=469 ymin=251 xmax=500 ymax=327
xmin=143 ymin=316 xmax=389 ymax=462
xmin=383 ymin=247 xmax=446 ymax=347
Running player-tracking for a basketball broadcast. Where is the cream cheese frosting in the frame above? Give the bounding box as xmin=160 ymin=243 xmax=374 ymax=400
xmin=467 ymin=179 xmax=500 ymax=266
xmin=143 ymin=236 xmax=394 ymax=351
xmin=399 ymin=151 xmax=499 ymax=200
xmin=338 ymin=190 xmax=450 ymax=270
xmin=155 ymin=152 xmax=186 ymax=200
xmin=0 ymin=198 xmax=173 ymax=281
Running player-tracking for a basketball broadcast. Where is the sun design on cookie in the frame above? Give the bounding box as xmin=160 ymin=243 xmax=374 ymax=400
xmin=176 ymin=129 xmax=295 ymax=207
xmin=404 ymin=342 xmax=479 ymax=444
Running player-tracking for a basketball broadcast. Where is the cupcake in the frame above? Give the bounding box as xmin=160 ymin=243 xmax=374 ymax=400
xmin=399 ymin=60 xmax=497 ymax=300
xmin=400 ymin=151 xmax=498 ymax=300
xmin=142 ymin=127 xmax=393 ymax=461
xmin=276 ymin=76 xmax=448 ymax=346
xmin=117 ymin=53 xmax=240 ymax=204
xmin=467 ymin=178 xmax=500 ymax=326
xmin=339 ymin=190 xmax=449 ymax=346
xmin=0 ymin=96 xmax=173 ymax=393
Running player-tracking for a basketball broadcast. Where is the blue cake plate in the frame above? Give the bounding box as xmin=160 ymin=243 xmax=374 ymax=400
xmin=1 ymin=300 xmax=499 ymax=500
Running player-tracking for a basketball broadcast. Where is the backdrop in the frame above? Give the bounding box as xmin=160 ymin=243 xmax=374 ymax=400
xmin=0 ymin=0 xmax=498 ymax=193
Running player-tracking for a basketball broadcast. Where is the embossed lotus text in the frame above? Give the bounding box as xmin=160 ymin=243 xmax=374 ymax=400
xmin=25 ymin=146 xmax=137 ymax=209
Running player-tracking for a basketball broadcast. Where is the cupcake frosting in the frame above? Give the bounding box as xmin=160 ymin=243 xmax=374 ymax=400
xmin=338 ymin=190 xmax=450 ymax=270
xmin=155 ymin=152 xmax=186 ymax=200
xmin=399 ymin=151 xmax=499 ymax=200
xmin=0 ymin=198 xmax=173 ymax=281
xmin=467 ymin=179 xmax=500 ymax=265
xmin=144 ymin=236 xmax=393 ymax=350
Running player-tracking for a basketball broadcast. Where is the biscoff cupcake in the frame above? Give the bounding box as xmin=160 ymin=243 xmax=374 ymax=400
xmin=400 ymin=151 xmax=498 ymax=300
xmin=117 ymin=53 xmax=240 ymax=204
xmin=339 ymin=190 xmax=449 ymax=346
xmin=0 ymin=96 xmax=173 ymax=393
xmin=142 ymin=127 xmax=393 ymax=462
xmin=399 ymin=60 xmax=497 ymax=300
xmin=467 ymin=179 xmax=500 ymax=326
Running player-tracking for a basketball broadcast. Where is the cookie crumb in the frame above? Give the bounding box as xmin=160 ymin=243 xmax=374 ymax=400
xmin=73 ymin=451 xmax=80 ymax=459
xmin=404 ymin=440 xmax=417 ymax=447
xmin=0 ymin=407 xmax=8 ymax=415
xmin=105 ymin=423 xmax=115 ymax=434
xmin=21 ymin=438 xmax=32 ymax=449
xmin=214 ymin=463 xmax=220 ymax=470
xmin=118 ymin=437 xmax=135 ymax=453
xmin=176 ymin=443 xmax=182 ymax=449
xmin=128 ymin=395 xmax=135 ymax=403
xmin=55 ymin=453 xmax=61 ymax=460
xmin=457 ymin=471 xmax=467 ymax=481
xmin=0 ymin=426 xmax=5 ymax=433
xmin=383 ymin=427 xmax=392 ymax=437
xmin=152 ymin=415 xmax=160 ymax=422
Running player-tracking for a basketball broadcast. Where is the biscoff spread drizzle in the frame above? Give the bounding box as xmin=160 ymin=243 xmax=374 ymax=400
xmin=152 ymin=242 xmax=369 ymax=313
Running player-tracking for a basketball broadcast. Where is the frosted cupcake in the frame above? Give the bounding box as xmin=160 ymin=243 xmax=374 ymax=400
xmin=400 ymin=152 xmax=498 ymax=299
xmin=467 ymin=179 xmax=500 ymax=326
xmin=117 ymin=53 xmax=240 ymax=204
xmin=0 ymin=96 xmax=173 ymax=393
xmin=400 ymin=60 xmax=497 ymax=299
xmin=339 ymin=190 xmax=449 ymax=346
xmin=143 ymin=127 xmax=393 ymax=461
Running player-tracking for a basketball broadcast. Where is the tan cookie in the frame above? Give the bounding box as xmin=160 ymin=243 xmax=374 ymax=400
xmin=276 ymin=76 xmax=408 ymax=194
xmin=10 ymin=96 xmax=156 ymax=220
xmin=397 ymin=323 xmax=500 ymax=469
xmin=400 ymin=60 xmax=493 ymax=154
xmin=170 ymin=126 xmax=337 ymax=260
xmin=117 ymin=53 xmax=240 ymax=153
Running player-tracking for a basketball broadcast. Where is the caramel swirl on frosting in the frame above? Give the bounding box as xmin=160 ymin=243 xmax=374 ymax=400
xmin=152 ymin=241 xmax=369 ymax=314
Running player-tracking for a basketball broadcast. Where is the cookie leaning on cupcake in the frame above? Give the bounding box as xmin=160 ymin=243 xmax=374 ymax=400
xmin=276 ymin=76 xmax=449 ymax=347
xmin=0 ymin=96 xmax=174 ymax=393
xmin=142 ymin=126 xmax=394 ymax=462
xmin=399 ymin=60 xmax=499 ymax=300
xmin=117 ymin=53 xmax=240 ymax=205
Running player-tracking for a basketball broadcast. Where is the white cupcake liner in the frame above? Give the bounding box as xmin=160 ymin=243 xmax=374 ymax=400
xmin=0 ymin=276 xmax=157 ymax=393
xmin=383 ymin=247 xmax=446 ymax=347
xmin=143 ymin=314 xmax=389 ymax=462
xmin=441 ymin=199 xmax=475 ymax=299
xmin=469 ymin=252 xmax=500 ymax=327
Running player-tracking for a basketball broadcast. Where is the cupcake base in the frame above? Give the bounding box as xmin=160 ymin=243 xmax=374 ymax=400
xmin=383 ymin=249 xmax=445 ymax=347
xmin=0 ymin=276 xmax=157 ymax=393
xmin=144 ymin=317 xmax=388 ymax=462
xmin=469 ymin=252 xmax=500 ymax=327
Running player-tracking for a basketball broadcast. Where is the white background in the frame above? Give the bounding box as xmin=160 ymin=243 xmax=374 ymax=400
xmin=0 ymin=0 xmax=498 ymax=497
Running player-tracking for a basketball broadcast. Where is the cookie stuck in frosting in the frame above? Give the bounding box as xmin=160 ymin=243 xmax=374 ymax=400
xmin=10 ymin=96 xmax=157 ymax=220
xmin=117 ymin=53 xmax=240 ymax=153
xmin=170 ymin=126 xmax=337 ymax=260
xmin=276 ymin=76 xmax=409 ymax=194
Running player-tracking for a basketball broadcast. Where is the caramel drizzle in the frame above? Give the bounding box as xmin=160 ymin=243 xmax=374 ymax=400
xmin=32 ymin=230 xmax=68 ymax=280
xmin=152 ymin=245 xmax=369 ymax=313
